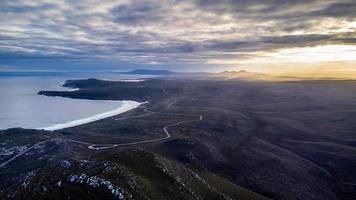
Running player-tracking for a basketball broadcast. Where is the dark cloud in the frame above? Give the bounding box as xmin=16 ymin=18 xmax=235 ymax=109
xmin=206 ymin=33 xmax=356 ymax=52
xmin=111 ymin=2 xmax=164 ymax=24
xmin=0 ymin=0 xmax=355 ymax=70
xmin=0 ymin=3 xmax=56 ymax=13
xmin=307 ymin=2 xmax=356 ymax=18
xmin=194 ymin=0 xmax=356 ymax=18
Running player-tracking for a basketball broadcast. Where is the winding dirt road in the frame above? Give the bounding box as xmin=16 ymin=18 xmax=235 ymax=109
xmin=0 ymin=140 xmax=48 ymax=168
xmin=0 ymin=100 xmax=203 ymax=168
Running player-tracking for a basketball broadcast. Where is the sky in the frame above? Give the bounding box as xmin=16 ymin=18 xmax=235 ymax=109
xmin=0 ymin=0 xmax=355 ymax=75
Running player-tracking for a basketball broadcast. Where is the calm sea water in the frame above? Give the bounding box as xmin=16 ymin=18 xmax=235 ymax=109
xmin=0 ymin=72 xmax=148 ymax=130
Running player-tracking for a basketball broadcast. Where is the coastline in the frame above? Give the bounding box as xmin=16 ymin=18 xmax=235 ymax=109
xmin=0 ymin=76 xmax=153 ymax=131
xmin=43 ymin=79 xmax=145 ymax=130
xmin=39 ymin=100 xmax=144 ymax=131
xmin=57 ymin=85 xmax=79 ymax=91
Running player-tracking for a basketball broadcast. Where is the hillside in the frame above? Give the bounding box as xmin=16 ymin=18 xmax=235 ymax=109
xmin=1 ymin=78 xmax=356 ymax=200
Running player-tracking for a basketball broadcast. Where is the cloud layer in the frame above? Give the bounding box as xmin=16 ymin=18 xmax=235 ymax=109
xmin=0 ymin=0 xmax=355 ymax=71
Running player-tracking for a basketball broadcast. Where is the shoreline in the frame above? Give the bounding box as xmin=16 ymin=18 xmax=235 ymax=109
xmin=57 ymin=85 xmax=79 ymax=91
xmin=39 ymin=100 xmax=144 ymax=131
xmin=40 ymin=78 xmax=148 ymax=131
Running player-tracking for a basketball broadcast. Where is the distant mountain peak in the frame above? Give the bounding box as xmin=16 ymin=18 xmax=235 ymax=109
xmin=220 ymin=70 xmax=252 ymax=75
xmin=123 ymin=69 xmax=175 ymax=75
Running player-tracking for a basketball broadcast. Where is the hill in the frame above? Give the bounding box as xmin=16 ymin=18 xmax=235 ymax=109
xmin=122 ymin=69 xmax=175 ymax=75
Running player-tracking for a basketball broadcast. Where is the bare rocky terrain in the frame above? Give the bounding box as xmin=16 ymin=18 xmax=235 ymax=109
xmin=1 ymin=76 xmax=356 ymax=200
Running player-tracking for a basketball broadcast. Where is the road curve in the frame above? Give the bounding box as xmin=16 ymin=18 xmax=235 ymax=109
xmin=0 ymin=110 xmax=203 ymax=167
xmin=87 ymin=114 xmax=203 ymax=150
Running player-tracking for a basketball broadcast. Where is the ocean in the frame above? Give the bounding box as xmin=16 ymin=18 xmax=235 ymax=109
xmin=0 ymin=72 xmax=148 ymax=130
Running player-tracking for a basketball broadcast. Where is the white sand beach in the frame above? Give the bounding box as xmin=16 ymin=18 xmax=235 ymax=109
xmin=40 ymin=100 xmax=143 ymax=131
